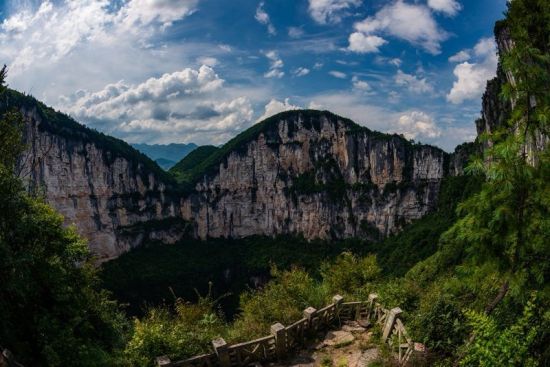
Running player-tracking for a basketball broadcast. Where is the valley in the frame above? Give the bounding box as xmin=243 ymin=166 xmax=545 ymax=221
xmin=0 ymin=1 xmax=548 ymax=366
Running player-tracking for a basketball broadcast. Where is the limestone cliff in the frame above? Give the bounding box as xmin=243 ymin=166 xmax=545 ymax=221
xmin=11 ymin=92 xmax=468 ymax=260
xmin=11 ymin=91 xmax=182 ymax=261
xmin=179 ymin=111 xmax=452 ymax=240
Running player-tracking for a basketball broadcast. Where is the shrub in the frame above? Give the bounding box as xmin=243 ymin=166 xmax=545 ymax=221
xmin=124 ymin=292 xmax=226 ymax=367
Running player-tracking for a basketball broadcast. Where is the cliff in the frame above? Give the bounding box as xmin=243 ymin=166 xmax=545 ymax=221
xmin=9 ymin=90 xmax=183 ymax=261
xmin=179 ymin=111 xmax=453 ymax=240
xmin=476 ymin=21 xmax=548 ymax=161
xmin=10 ymin=93 xmax=470 ymax=260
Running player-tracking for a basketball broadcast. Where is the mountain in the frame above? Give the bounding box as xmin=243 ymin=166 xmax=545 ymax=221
xmin=169 ymin=145 xmax=220 ymax=182
xmin=178 ymin=110 xmax=465 ymax=240
xmin=10 ymin=91 xmax=469 ymax=261
xmin=8 ymin=89 xmax=183 ymax=261
xmin=155 ymin=158 xmax=177 ymax=170
xmin=132 ymin=143 xmax=197 ymax=169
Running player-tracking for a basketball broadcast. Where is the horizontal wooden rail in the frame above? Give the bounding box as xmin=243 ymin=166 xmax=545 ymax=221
xmin=157 ymin=294 xmax=422 ymax=367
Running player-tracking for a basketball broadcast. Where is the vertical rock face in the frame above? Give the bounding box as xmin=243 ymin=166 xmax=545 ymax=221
xmin=17 ymin=106 xmax=181 ymax=262
xmin=13 ymin=93 xmax=469 ymax=260
xmin=180 ymin=112 xmax=450 ymax=241
xmin=477 ymin=24 xmax=548 ymax=162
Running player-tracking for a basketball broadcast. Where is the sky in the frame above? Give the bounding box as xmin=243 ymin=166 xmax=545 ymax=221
xmin=0 ymin=0 xmax=508 ymax=152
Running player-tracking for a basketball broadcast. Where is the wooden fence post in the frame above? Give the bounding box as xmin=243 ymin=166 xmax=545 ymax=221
xmin=303 ymin=307 xmax=317 ymax=331
xmin=271 ymin=322 xmax=286 ymax=360
xmin=367 ymin=293 xmax=378 ymax=322
xmin=382 ymin=307 xmax=402 ymax=342
xmin=155 ymin=356 xmax=171 ymax=367
xmin=332 ymin=295 xmax=343 ymax=325
xmin=213 ymin=338 xmax=231 ymax=367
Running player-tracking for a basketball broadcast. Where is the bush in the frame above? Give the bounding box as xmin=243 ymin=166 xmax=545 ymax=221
xmin=230 ymin=267 xmax=327 ymax=341
xmin=124 ymin=292 xmax=226 ymax=367
xmin=320 ymin=252 xmax=381 ymax=297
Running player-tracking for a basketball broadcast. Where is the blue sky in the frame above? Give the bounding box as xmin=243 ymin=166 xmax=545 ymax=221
xmin=0 ymin=0 xmax=507 ymax=151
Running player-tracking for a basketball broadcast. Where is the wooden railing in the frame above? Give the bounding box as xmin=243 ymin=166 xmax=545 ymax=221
xmin=156 ymin=294 xmax=422 ymax=367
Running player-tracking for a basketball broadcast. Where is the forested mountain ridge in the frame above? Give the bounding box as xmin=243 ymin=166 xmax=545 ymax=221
xmin=8 ymin=90 xmax=469 ymax=260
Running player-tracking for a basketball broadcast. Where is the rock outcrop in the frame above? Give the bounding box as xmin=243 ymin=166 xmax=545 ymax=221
xmin=180 ymin=111 xmax=452 ymax=241
xmin=11 ymin=95 xmax=469 ymax=261
xmin=14 ymin=96 xmax=182 ymax=262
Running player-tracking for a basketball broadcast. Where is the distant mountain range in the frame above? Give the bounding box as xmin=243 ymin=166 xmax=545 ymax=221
xmin=131 ymin=143 xmax=198 ymax=169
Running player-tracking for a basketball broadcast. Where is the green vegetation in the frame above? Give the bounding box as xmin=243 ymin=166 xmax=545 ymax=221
xmin=0 ymin=67 xmax=127 ymax=366
xmin=1 ymin=1 xmax=549 ymax=366
xmin=169 ymin=145 xmax=219 ymax=182
xmin=100 ymin=236 xmax=370 ymax=318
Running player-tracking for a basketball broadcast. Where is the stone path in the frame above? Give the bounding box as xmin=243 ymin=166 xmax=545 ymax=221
xmin=269 ymin=321 xmax=381 ymax=367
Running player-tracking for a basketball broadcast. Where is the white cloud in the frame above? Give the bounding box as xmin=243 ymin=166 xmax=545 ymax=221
xmin=258 ymin=98 xmax=301 ymax=121
xmin=288 ymin=26 xmax=304 ymax=38
xmin=293 ymin=67 xmax=310 ymax=77
xmin=116 ymin=0 xmax=198 ymax=29
xmin=347 ymin=32 xmax=387 ymax=53
xmin=389 ymin=58 xmax=402 ymax=67
xmin=351 ymin=76 xmax=371 ymax=91
xmin=59 ymin=65 xmax=255 ymax=145
xmin=308 ymin=0 xmax=361 ymax=24
xmin=351 ymin=1 xmax=449 ymax=55
xmin=448 ymin=50 xmax=470 ymax=63
xmin=395 ymin=70 xmax=434 ymax=94
xmin=263 ymin=50 xmax=285 ymax=78
xmin=447 ymin=38 xmax=498 ymax=104
xmin=313 ymin=62 xmax=324 ymax=70
xmin=197 ymin=56 xmax=219 ymax=67
xmin=394 ymin=111 xmax=441 ymax=139
xmin=255 ymin=2 xmax=276 ymax=35
xmin=427 ymin=0 xmax=462 ymax=16
xmin=329 ymin=71 xmax=347 ymax=79
xmin=0 ymin=0 xmax=201 ymax=79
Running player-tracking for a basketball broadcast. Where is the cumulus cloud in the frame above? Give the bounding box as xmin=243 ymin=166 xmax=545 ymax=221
xmin=394 ymin=111 xmax=441 ymax=139
xmin=350 ymin=1 xmax=449 ymax=55
xmin=347 ymin=32 xmax=387 ymax=53
xmin=263 ymin=50 xmax=285 ymax=78
xmin=116 ymin=0 xmax=198 ymax=29
xmin=59 ymin=65 xmax=254 ymax=144
xmin=0 ymin=0 xmax=199 ymax=76
xmin=293 ymin=67 xmax=310 ymax=77
xmin=255 ymin=2 xmax=276 ymax=35
xmin=447 ymin=37 xmax=498 ymax=104
xmin=308 ymin=0 xmax=361 ymax=24
xmin=351 ymin=76 xmax=371 ymax=91
xmin=448 ymin=50 xmax=470 ymax=63
xmin=258 ymin=98 xmax=301 ymax=121
xmin=329 ymin=71 xmax=347 ymax=79
xmin=395 ymin=70 xmax=434 ymax=94
xmin=427 ymin=0 xmax=462 ymax=16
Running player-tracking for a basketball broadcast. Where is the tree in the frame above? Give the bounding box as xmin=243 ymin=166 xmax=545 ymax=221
xmin=0 ymin=67 xmax=127 ymax=366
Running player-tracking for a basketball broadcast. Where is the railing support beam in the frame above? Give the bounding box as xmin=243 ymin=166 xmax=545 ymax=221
xmin=212 ymin=338 xmax=231 ymax=367
xmin=382 ymin=307 xmax=402 ymax=342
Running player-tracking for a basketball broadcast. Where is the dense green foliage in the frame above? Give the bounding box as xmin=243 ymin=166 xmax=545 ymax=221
xmin=0 ymin=69 xmax=127 ymax=366
xmin=169 ymin=145 xmax=219 ymax=182
xmin=100 ymin=236 xmax=370 ymax=318
xmin=372 ymin=173 xmax=483 ymax=276
xmin=124 ymin=293 xmax=226 ymax=366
